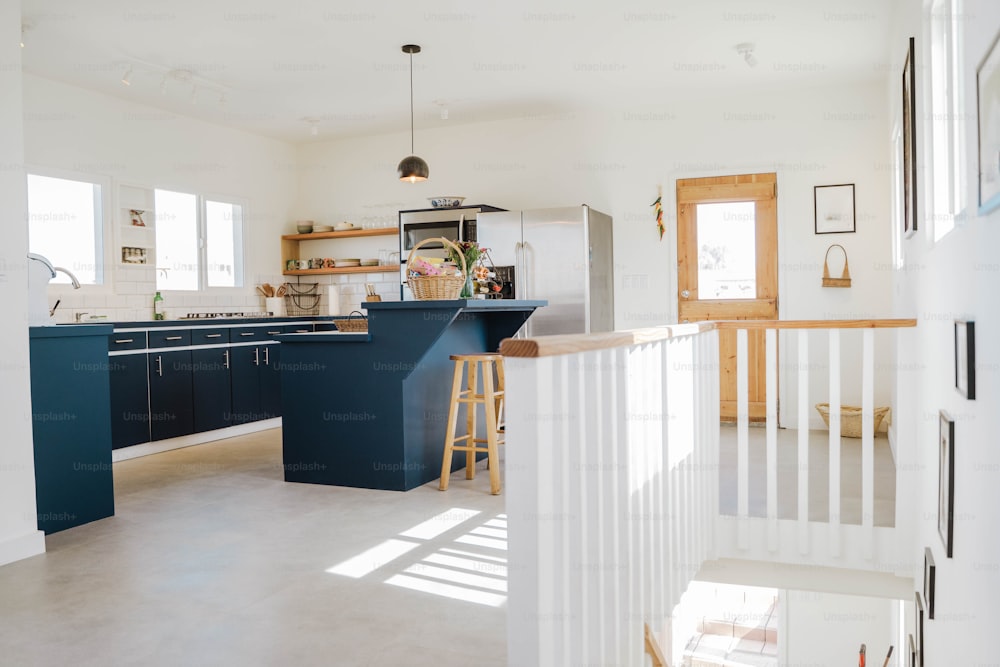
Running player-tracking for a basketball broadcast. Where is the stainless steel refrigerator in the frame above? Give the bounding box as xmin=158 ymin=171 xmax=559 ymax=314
xmin=477 ymin=205 xmax=614 ymax=335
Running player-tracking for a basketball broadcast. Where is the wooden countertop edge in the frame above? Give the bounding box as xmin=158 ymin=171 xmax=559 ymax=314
xmin=500 ymin=318 xmax=917 ymax=358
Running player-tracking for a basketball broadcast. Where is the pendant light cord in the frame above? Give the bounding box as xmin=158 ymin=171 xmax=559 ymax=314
xmin=409 ymin=51 xmax=415 ymax=154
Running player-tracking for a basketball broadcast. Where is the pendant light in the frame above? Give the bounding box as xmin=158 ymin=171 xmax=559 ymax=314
xmin=397 ymin=44 xmax=429 ymax=182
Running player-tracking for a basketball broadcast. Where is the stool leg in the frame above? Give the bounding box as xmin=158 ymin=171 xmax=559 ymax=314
xmin=482 ymin=361 xmax=501 ymax=495
xmin=465 ymin=360 xmax=478 ymax=479
xmin=439 ymin=360 xmax=465 ymax=491
xmin=494 ymin=357 xmax=505 ymax=432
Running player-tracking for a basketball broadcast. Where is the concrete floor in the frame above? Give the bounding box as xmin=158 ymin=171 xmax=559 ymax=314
xmin=0 ymin=429 xmax=508 ymax=666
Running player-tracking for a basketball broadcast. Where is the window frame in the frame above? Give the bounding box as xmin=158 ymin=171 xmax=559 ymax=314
xmin=25 ymin=165 xmax=113 ymax=293
xmin=153 ymin=186 xmax=247 ymax=293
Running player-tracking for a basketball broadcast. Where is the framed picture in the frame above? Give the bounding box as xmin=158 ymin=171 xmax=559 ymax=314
xmin=908 ymin=634 xmax=917 ymax=667
xmin=903 ymin=37 xmax=918 ymax=237
xmin=915 ymin=592 xmax=925 ymax=667
xmin=939 ymin=411 xmax=955 ymax=558
xmin=955 ymin=320 xmax=976 ymax=399
xmin=977 ymin=27 xmax=1000 ymax=214
xmin=924 ymin=547 xmax=936 ymax=619
xmin=814 ymin=184 xmax=856 ymax=234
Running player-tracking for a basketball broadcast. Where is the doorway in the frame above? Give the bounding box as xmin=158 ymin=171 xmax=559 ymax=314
xmin=676 ymin=173 xmax=778 ymax=421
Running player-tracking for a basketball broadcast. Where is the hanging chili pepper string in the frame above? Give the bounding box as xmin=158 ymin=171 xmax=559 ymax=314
xmin=651 ymin=189 xmax=664 ymax=240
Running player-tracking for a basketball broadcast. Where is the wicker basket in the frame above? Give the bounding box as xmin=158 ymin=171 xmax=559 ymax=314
xmin=815 ymin=403 xmax=890 ymax=438
xmin=406 ymin=237 xmax=467 ymax=300
xmin=332 ymin=311 xmax=368 ymax=332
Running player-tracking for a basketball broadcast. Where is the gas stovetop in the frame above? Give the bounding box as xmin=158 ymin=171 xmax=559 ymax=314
xmin=179 ymin=312 xmax=273 ymax=320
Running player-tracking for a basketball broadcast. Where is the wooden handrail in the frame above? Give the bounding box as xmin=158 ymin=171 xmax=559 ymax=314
xmin=499 ymin=319 xmax=916 ymax=358
xmin=714 ymin=318 xmax=916 ymax=330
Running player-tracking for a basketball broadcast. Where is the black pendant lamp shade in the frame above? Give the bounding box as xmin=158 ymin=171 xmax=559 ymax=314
xmin=397 ymin=44 xmax=428 ymax=182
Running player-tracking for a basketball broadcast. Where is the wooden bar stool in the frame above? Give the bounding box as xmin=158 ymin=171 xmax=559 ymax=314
xmin=439 ymin=354 xmax=505 ymax=495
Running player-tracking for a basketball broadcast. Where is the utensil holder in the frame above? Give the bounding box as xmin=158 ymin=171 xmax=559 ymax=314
xmin=365 ymin=295 xmax=382 ymax=302
xmin=265 ymin=297 xmax=285 ymax=317
xmin=822 ymin=244 xmax=852 ymax=288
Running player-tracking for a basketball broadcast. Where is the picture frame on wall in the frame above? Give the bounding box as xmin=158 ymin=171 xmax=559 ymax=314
xmin=908 ymin=634 xmax=917 ymax=667
xmin=939 ymin=411 xmax=955 ymax=558
xmin=915 ymin=592 xmax=925 ymax=667
xmin=955 ymin=320 xmax=976 ymax=399
xmin=814 ymin=184 xmax=856 ymax=234
xmin=924 ymin=547 xmax=936 ymax=619
xmin=903 ymin=36 xmax=918 ymax=237
xmin=977 ymin=27 xmax=1000 ymax=214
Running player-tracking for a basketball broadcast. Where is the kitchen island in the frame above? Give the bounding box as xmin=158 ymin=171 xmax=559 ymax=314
xmin=276 ymin=299 xmax=545 ymax=491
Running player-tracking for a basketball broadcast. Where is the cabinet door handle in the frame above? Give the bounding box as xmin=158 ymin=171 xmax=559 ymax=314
xmin=205 ymin=333 xmax=222 ymax=338
xmin=155 ymin=355 xmax=163 ymax=377
xmin=165 ymin=335 xmax=183 ymax=341
xmin=263 ymin=346 xmax=270 ymax=365
xmin=113 ymin=338 xmax=134 ymax=344
xmin=267 ymin=330 xmax=281 ymax=335
xmin=253 ymin=347 xmax=260 ymax=366
xmin=223 ymin=349 xmax=230 ymax=369
xmin=240 ymin=332 xmax=255 ymax=337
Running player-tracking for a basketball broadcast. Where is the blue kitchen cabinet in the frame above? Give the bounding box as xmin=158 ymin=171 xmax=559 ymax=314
xmin=29 ymin=325 xmax=115 ymax=533
xmin=109 ymin=352 xmax=151 ymax=449
xmin=148 ymin=349 xmax=194 ymax=440
xmin=260 ymin=342 xmax=281 ymax=419
xmin=229 ymin=344 xmax=263 ymax=425
xmin=191 ymin=346 xmax=232 ymax=432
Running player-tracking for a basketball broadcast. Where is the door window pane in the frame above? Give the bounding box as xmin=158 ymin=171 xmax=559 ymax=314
xmin=206 ymin=201 xmax=242 ymax=287
xmin=696 ymin=202 xmax=756 ymax=300
xmin=27 ymin=174 xmax=104 ymax=284
xmin=155 ymin=189 xmax=199 ymax=291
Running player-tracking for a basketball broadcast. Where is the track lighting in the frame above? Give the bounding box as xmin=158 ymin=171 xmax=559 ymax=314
xmin=397 ymin=44 xmax=429 ymax=182
xmin=121 ymin=66 xmax=132 ymax=86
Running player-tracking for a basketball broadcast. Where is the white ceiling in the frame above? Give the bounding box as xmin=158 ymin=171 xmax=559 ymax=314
xmin=20 ymin=0 xmax=896 ymax=144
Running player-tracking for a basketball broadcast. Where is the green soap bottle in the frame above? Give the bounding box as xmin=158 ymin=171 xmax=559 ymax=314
xmin=153 ymin=291 xmax=165 ymax=320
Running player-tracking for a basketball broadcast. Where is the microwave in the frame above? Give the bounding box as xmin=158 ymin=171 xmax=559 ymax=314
xmin=398 ymin=204 xmax=505 ymax=299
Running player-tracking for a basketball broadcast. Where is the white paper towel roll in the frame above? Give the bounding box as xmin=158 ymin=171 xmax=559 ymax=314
xmin=326 ymin=285 xmax=341 ymax=316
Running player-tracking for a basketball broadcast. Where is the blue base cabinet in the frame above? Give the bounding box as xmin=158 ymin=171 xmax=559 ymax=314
xmin=192 ymin=347 xmax=232 ymax=432
xmin=29 ymin=325 xmax=115 ymax=534
xmin=109 ymin=352 xmax=151 ymax=449
xmin=148 ymin=349 xmax=194 ymax=441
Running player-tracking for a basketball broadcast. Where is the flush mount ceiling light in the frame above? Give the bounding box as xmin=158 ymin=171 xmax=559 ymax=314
xmin=300 ymin=116 xmax=320 ymax=137
xmin=735 ymin=42 xmax=757 ymax=68
xmin=397 ymin=44 xmax=429 ymax=183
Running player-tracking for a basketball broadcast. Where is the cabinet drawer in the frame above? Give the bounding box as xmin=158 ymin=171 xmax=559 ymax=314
xmin=148 ymin=329 xmax=191 ymax=348
xmin=108 ymin=331 xmax=147 ymax=351
xmin=191 ymin=328 xmax=230 ymax=345
xmin=283 ymin=323 xmax=315 ymax=334
xmin=230 ymin=326 xmax=264 ymax=341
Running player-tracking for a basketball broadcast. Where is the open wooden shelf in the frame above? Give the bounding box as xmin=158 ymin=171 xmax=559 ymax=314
xmin=283 ymin=265 xmax=400 ymax=276
xmin=281 ymin=228 xmax=398 ymax=241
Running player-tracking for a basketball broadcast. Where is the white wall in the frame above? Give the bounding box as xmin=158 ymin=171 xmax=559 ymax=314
xmin=782 ymin=590 xmax=895 ymax=667
xmin=890 ymin=1 xmax=1000 ymax=666
xmin=22 ymin=75 xmax=299 ymax=321
xmin=0 ymin=3 xmax=45 ymax=566
xmin=294 ymin=80 xmax=895 ymax=423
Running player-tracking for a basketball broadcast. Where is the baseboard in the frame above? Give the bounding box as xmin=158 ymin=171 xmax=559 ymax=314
xmin=0 ymin=529 xmax=45 ymax=568
xmin=111 ymin=418 xmax=282 ymax=462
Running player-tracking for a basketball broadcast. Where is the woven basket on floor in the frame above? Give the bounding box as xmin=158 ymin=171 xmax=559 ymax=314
xmin=406 ymin=237 xmax=467 ymax=300
xmin=815 ymin=403 xmax=890 ymax=438
xmin=332 ymin=311 xmax=368 ymax=332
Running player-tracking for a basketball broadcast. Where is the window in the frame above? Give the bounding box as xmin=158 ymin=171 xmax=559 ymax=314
xmin=26 ymin=172 xmax=106 ymax=285
xmin=155 ymin=189 xmax=244 ymax=290
xmin=929 ymin=0 xmax=967 ymax=241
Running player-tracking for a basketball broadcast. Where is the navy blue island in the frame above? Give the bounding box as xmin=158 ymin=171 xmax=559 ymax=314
xmin=276 ymin=299 xmax=544 ymax=491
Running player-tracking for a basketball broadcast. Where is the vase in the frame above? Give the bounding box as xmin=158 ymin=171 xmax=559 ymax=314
xmin=460 ymin=273 xmax=474 ymax=299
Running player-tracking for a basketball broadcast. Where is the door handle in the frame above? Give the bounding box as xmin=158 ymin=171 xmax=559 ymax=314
xmin=223 ymin=349 xmax=230 ymax=369
xmin=263 ymin=346 xmax=270 ymax=366
xmin=681 ymin=290 xmax=690 ymax=298
xmin=155 ymin=355 xmax=163 ymax=377
xmin=253 ymin=347 xmax=260 ymax=366
xmin=205 ymin=333 xmax=222 ymax=338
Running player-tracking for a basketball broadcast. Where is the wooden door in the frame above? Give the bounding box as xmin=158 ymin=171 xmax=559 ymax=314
xmin=676 ymin=173 xmax=778 ymax=421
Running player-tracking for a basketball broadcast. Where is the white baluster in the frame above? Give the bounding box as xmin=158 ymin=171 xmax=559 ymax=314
xmin=797 ymin=329 xmax=810 ymax=554
xmin=766 ymin=328 xmax=778 ymax=551
xmin=737 ymin=328 xmax=749 ymax=549
xmin=862 ymin=329 xmax=875 ymax=560
xmin=828 ymin=329 xmax=841 ymax=557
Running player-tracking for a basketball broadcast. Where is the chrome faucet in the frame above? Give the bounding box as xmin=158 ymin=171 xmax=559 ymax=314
xmin=54 ymin=266 xmax=81 ymax=289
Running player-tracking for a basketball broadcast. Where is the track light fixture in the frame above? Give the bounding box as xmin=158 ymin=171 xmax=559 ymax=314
xmin=397 ymin=44 xmax=429 ymax=182
xmin=121 ymin=66 xmax=132 ymax=86
xmin=735 ymin=42 xmax=757 ymax=68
